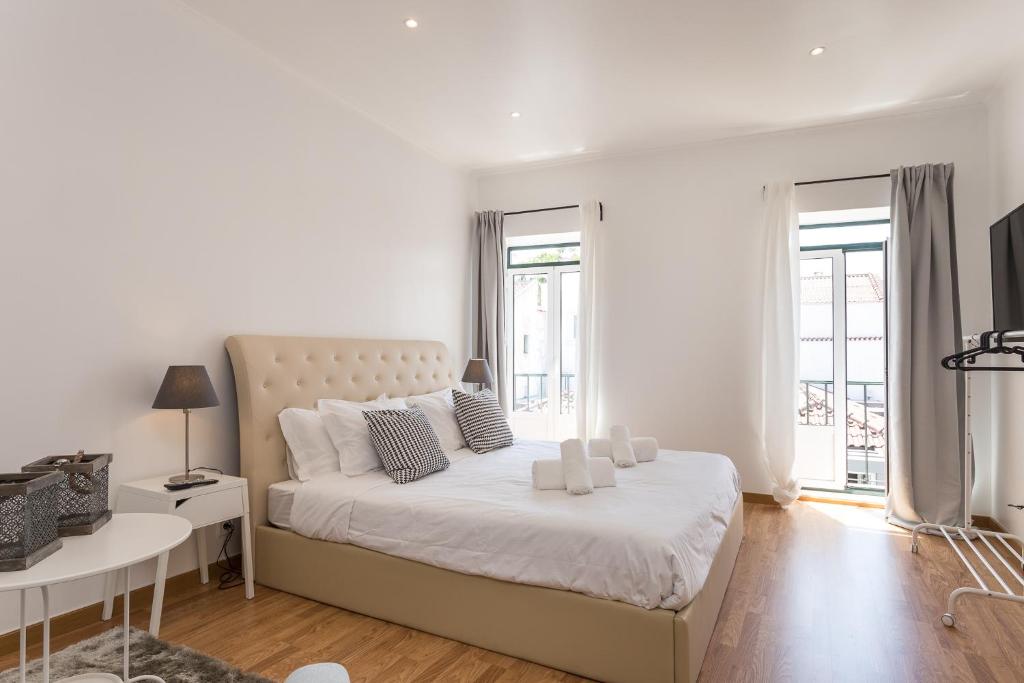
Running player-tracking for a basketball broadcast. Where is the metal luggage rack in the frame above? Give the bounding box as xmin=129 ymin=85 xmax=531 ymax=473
xmin=912 ymin=330 xmax=1024 ymax=627
xmin=911 ymin=523 xmax=1024 ymax=626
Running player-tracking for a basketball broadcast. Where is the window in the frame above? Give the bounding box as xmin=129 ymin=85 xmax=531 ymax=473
xmin=506 ymin=232 xmax=580 ymax=440
xmin=795 ymin=207 xmax=889 ymax=493
xmin=508 ymin=243 xmax=580 ymax=268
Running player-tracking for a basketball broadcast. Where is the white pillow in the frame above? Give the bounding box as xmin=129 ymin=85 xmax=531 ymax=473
xmin=405 ymin=388 xmax=466 ymax=453
xmin=278 ymin=408 xmax=339 ymax=482
xmin=319 ymin=395 xmax=408 ymax=476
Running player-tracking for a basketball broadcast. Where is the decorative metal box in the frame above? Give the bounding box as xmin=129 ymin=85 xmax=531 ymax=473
xmin=0 ymin=471 xmax=63 ymax=571
xmin=23 ymin=452 xmax=113 ymax=536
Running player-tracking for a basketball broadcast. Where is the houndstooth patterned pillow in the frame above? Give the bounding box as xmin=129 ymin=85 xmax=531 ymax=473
xmin=363 ymin=405 xmax=450 ymax=484
xmin=452 ymin=388 xmax=514 ymax=453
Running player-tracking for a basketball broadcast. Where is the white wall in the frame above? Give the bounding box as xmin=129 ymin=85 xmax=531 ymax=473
xmin=476 ymin=106 xmax=992 ymax=501
xmin=987 ymin=67 xmax=1024 ymax=535
xmin=0 ymin=1 xmax=471 ymax=631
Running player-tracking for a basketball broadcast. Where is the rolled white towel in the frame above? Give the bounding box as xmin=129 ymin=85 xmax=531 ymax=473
xmin=610 ymin=425 xmax=637 ymax=468
xmin=561 ymin=438 xmax=594 ymax=494
xmin=587 ymin=457 xmax=616 ymax=487
xmin=588 ymin=437 xmax=659 ymax=462
xmin=631 ymin=436 xmax=659 ymax=462
xmin=531 ymin=458 xmax=617 ymax=490
xmin=587 ymin=438 xmax=612 ymax=459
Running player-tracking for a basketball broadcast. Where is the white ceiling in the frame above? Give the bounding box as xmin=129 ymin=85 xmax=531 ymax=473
xmin=183 ymin=0 xmax=1024 ymax=171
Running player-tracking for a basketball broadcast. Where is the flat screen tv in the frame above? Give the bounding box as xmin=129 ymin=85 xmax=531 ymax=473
xmin=992 ymin=203 xmax=1024 ymax=330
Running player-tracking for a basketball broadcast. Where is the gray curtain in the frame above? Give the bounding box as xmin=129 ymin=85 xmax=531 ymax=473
xmin=472 ymin=211 xmax=507 ymax=410
xmin=887 ymin=163 xmax=965 ymax=529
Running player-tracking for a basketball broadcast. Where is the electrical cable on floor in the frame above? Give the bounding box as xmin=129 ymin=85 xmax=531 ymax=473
xmin=190 ymin=465 xmax=243 ymax=589
xmin=216 ymin=521 xmax=245 ymax=590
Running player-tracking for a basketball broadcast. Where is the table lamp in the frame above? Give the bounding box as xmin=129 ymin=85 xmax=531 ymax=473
xmin=461 ymin=358 xmax=494 ymax=392
xmin=153 ymin=365 xmax=220 ymax=483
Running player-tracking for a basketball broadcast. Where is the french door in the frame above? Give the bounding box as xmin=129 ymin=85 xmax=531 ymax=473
xmin=507 ymin=264 xmax=579 ymax=440
xmin=796 ymin=249 xmax=848 ymax=489
xmin=796 ymin=245 xmax=888 ymax=492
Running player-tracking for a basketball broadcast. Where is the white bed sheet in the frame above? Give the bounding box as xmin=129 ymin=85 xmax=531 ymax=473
xmin=268 ymin=479 xmax=302 ymax=530
xmin=290 ymin=440 xmax=740 ymax=610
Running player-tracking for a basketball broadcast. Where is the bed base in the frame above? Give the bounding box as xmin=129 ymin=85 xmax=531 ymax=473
xmin=225 ymin=335 xmax=743 ymax=681
xmin=255 ymin=496 xmax=742 ymax=683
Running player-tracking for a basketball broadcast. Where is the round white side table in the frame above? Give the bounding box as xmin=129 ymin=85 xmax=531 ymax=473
xmin=0 ymin=513 xmax=192 ymax=683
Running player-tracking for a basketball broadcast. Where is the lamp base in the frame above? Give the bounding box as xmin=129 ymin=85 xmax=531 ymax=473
xmin=168 ymin=472 xmax=205 ymax=484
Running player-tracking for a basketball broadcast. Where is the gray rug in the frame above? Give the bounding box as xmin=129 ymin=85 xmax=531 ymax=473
xmin=0 ymin=627 xmax=272 ymax=683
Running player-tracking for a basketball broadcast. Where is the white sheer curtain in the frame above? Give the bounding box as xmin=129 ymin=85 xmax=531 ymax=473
xmin=577 ymin=200 xmax=601 ymax=439
xmin=760 ymin=182 xmax=801 ymax=505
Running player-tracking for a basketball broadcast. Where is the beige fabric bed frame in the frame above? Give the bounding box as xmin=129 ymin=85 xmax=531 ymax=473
xmin=226 ymin=335 xmax=743 ymax=683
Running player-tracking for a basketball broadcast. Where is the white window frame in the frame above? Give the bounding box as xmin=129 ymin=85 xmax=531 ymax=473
xmin=797 ymin=249 xmax=848 ymax=490
xmin=505 ymin=263 xmax=579 ymax=440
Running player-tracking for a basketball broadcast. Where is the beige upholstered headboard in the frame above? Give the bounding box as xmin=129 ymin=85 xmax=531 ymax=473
xmin=225 ymin=335 xmax=455 ymax=528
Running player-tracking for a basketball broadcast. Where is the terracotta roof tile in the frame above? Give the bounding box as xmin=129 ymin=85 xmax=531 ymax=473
xmin=801 ymin=272 xmax=883 ymax=304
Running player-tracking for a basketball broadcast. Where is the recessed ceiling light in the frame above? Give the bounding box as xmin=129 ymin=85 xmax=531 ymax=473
xmin=809 ymin=46 xmax=826 ymax=57
xmin=404 ymin=18 xmax=418 ymax=28
xmin=510 ymin=111 xmax=521 ymax=119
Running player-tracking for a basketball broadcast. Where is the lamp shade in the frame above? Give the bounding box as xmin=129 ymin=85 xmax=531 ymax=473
xmin=152 ymin=365 xmax=220 ymax=409
xmin=461 ymin=358 xmax=494 ymax=386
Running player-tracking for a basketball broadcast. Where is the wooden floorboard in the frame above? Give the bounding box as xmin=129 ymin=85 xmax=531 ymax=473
xmin=3 ymin=501 xmax=1022 ymax=682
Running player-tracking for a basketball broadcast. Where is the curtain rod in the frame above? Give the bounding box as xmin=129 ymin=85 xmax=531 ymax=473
xmin=794 ymin=173 xmax=890 ymax=187
xmin=503 ymin=202 xmax=604 ymax=221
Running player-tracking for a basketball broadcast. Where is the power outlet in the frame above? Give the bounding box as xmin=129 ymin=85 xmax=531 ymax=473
xmin=220 ymin=520 xmax=235 ymax=536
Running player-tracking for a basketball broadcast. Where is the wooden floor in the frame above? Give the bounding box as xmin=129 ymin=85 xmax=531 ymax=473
xmin=4 ymin=501 xmax=1024 ymax=682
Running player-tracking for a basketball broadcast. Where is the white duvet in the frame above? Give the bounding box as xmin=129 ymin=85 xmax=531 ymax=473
xmin=289 ymin=440 xmax=740 ymax=610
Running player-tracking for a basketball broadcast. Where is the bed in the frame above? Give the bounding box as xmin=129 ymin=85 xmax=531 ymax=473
xmin=226 ymin=335 xmax=743 ymax=683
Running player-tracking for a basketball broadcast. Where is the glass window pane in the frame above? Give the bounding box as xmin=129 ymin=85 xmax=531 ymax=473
xmin=845 ymin=249 xmax=886 ymax=490
xmin=507 ymin=231 xmax=580 ymax=248
xmin=560 ymin=271 xmax=579 ymax=414
xmin=509 ymin=244 xmax=580 ymax=267
xmin=844 ymin=251 xmax=885 ymax=382
xmin=800 ymin=223 xmax=890 ymax=248
xmin=512 ymin=273 xmax=549 ymax=413
xmin=800 ymin=205 xmax=891 ymax=248
xmin=799 ymin=257 xmax=834 ymax=426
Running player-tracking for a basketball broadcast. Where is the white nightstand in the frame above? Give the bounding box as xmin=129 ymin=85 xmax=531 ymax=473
xmin=101 ymin=474 xmax=254 ymax=634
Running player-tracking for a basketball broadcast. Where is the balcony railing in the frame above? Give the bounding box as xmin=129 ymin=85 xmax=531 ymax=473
xmin=513 ymin=373 xmax=576 ymax=413
xmin=798 ymin=380 xmax=834 ymax=426
xmin=846 ymin=381 xmax=886 ymax=490
xmin=798 ymin=380 xmax=887 ymax=490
